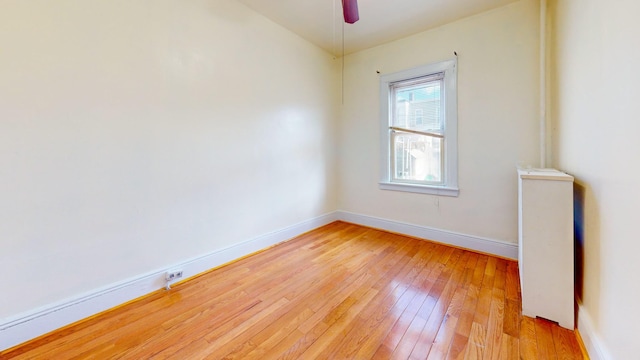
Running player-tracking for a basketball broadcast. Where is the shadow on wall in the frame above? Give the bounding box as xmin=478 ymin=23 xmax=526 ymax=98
xmin=571 ymin=179 xmax=603 ymax=331
xmin=573 ymin=182 xmax=585 ymax=302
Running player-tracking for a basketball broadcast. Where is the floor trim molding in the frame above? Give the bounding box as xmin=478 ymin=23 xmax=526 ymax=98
xmin=577 ymin=303 xmax=611 ymax=360
xmin=0 ymin=212 xmax=339 ymax=352
xmin=336 ymin=211 xmax=518 ymax=260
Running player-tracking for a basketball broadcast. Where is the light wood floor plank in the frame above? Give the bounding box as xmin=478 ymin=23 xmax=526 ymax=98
xmin=412 ymin=250 xmax=469 ymax=358
xmin=464 ymin=321 xmax=487 ymax=360
xmin=1 ymin=221 xmax=584 ymax=360
xmin=535 ymin=317 xmax=559 ymax=360
xmin=519 ymin=315 xmax=540 ymax=359
xmin=552 ymin=323 xmax=584 ymax=360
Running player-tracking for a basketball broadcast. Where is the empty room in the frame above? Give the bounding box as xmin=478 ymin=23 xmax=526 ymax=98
xmin=0 ymin=0 xmax=637 ymax=359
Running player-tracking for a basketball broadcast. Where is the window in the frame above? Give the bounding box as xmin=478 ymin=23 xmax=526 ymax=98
xmin=379 ymin=59 xmax=458 ymax=196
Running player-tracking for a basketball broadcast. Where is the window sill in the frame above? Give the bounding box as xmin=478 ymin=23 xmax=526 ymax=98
xmin=379 ymin=182 xmax=459 ymax=197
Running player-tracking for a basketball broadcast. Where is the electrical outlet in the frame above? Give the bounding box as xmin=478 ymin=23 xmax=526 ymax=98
xmin=166 ymin=270 xmax=184 ymax=281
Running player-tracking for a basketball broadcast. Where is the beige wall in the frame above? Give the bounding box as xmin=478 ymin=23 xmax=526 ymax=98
xmin=0 ymin=0 xmax=338 ymax=319
xmin=551 ymin=0 xmax=640 ymax=358
xmin=8 ymin=0 xmax=628 ymax=356
xmin=338 ymin=0 xmax=540 ymax=243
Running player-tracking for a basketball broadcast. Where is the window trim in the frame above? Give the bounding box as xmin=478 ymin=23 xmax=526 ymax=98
xmin=379 ymin=59 xmax=459 ymax=197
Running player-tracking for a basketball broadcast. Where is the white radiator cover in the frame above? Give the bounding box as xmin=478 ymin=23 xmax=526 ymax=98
xmin=517 ymin=168 xmax=575 ymax=329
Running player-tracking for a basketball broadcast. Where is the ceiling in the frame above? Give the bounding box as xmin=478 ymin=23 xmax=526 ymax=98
xmin=236 ymin=0 xmax=520 ymax=55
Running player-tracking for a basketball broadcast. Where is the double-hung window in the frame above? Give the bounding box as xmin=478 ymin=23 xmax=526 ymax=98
xmin=379 ymin=59 xmax=458 ymax=196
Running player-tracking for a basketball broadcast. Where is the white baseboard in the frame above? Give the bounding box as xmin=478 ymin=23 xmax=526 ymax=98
xmin=1 ymin=210 xmax=517 ymax=352
xmin=0 ymin=212 xmax=339 ymax=352
xmin=577 ymin=303 xmax=612 ymax=360
xmin=336 ymin=211 xmax=518 ymax=260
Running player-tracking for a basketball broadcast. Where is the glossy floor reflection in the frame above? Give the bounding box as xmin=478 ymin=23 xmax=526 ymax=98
xmin=2 ymin=221 xmax=585 ymax=359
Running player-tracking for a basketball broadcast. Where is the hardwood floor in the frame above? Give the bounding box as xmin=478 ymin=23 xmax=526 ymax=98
xmin=2 ymin=221 xmax=585 ymax=359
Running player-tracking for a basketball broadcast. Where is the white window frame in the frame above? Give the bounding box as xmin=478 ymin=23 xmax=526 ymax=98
xmin=379 ymin=59 xmax=459 ymax=196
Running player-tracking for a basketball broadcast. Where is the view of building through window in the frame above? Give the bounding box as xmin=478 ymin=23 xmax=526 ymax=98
xmin=391 ymin=77 xmax=443 ymax=183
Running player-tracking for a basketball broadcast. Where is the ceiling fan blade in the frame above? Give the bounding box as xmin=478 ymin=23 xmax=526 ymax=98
xmin=342 ymin=0 xmax=359 ymax=24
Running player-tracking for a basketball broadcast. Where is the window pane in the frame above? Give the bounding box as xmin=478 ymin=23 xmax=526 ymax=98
xmin=392 ymin=133 xmax=442 ymax=183
xmin=392 ymin=79 xmax=442 ymax=134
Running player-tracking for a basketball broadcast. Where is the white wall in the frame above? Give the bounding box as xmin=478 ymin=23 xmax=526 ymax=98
xmin=0 ymin=0 xmax=338 ymax=320
xmin=338 ymin=0 xmax=540 ymax=244
xmin=551 ymin=0 xmax=640 ymax=358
